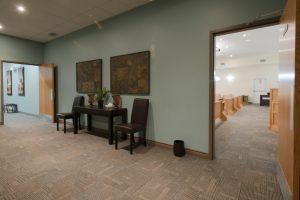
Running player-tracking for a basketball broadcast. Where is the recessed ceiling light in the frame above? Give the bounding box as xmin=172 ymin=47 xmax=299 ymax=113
xmin=219 ymin=38 xmax=223 ymax=42
xmin=226 ymin=45 xmax=229 ymax=49
xmin=229 ymin=54 xmax=233 ymax=58
xmin=215 ymin=76 xmax=221 ymax=82
xmin=0 ymin=24 xmax=3 ymax=29
xmin=226 ymin=74 xmax=235 ymax=82
xmin=243 ymin=34 xmax=247 ymax=38
xmin=17 ymin=5 xmax=25 ymax=12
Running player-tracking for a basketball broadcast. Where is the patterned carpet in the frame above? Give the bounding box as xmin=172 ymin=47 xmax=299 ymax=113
xmin=0 ymin=105 xmax=282 ymax=200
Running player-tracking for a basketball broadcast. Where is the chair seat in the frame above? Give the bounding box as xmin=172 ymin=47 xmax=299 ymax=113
xmin=115 ymin=123 xmax=143 ymax=133
xmin=57 ymin=112 xmax=73 ymax=119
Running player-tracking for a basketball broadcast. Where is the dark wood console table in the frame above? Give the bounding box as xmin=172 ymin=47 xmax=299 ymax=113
xmin=73 ymin=106 xmax=127 ymax=145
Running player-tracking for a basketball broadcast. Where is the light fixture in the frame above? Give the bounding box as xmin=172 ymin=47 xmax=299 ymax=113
xmin=0 ymin=24 xmax=3 ymax=29
xmin=229 ymin=54 xmax=233 ymax=58
xmin=17 ymin=5 xmax=25 ymax=12
xmin=226 ymin=74 xmax=235 ymax=82
xmin=219 ymin=38 xmax=223 ymax=42
xmin=243 ymin=34 xmax=247 ymax=38
xmin=215 ymin=76 xmax=221 ymax=82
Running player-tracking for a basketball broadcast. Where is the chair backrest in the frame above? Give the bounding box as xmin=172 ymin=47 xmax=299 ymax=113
xmin=112 ymin=95 xmax=122 ymax=108
xmin=131 ymin=98 xmax=149 ymax=126
xmin=72 ymin=96 xmax=84 ymax=112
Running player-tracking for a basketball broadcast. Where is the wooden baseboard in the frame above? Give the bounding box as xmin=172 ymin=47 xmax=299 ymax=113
xmin=146 ymin=139 xmax=211 ymax=159
xmin=277 ymin=161 xmax=292 ymax=200
xmin=67 ymin=124 xmax=211 ymax=160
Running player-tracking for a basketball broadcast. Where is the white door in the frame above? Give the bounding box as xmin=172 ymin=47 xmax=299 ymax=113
xmin=253 ymin=78 xmax=267 ymax=104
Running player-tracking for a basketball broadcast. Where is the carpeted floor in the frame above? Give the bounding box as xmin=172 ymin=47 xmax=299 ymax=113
xmin=0 ymin=105 xmax=282 ymax=200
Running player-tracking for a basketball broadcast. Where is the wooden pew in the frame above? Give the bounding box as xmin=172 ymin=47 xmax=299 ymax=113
xmin=214 ymin=94 xmax=245 ymax=122
xmin=269 ymin=88 xmax=279 ymax=132
xmin=215 ymin=101 xmax=227 ymax=121
xmin=238 ymin=96 xmax=243 ymax=108
xmin=233 ymin=97 xmax=239 ymax=111
xmin=223 ymin=98 xmax=235 ymax=115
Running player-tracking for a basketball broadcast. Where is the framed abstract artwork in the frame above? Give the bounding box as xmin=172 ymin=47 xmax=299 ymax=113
xmin=6 ymin=70 xmax=12 ymax=96
xmin=76 ymin=59 xmax=102 ymax=93
xmin=18 ymin=67 xmax=25 ymax=96
xmin=110 ymin=51 xmax=150 ymax=94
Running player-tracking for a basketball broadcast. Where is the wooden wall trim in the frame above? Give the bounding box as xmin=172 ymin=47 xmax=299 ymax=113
xmin=146 ymin=139 xmax=211 ymax=159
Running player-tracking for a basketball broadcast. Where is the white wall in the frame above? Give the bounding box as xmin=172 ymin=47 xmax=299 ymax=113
xmin=3 ymin=63 xmax=40 ymax=115
xmin=215 ymin=64 xmax=279 ymax=103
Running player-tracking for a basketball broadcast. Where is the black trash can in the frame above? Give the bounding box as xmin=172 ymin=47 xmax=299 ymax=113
xmin=173 ymin=140 xmax=186 ymax=157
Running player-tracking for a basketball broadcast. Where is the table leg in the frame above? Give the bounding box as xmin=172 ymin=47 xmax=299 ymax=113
xmin=121 ymin=110 xmax=128 ymax=140
xmin=108 ymin=115 xmax=113 ymax=145
xmin=122 ymin=110 xmax=128 ymax=123
xmin=87 ymin=114 xmax=92 ymax=131
xmin=74 ymin=113 xmax=78 ymax=134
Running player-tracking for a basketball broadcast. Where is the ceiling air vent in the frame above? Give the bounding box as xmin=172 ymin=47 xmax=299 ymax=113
xmin=48 ymin=32 xmax=58 ymax=37
xmin=260 ymin=59 xmax=267 ymax=63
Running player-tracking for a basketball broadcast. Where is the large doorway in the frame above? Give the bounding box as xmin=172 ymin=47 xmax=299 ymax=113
xmin=213 ymin=24 xmax=281 ymax=157
xmin=0 ymin=61 xmax=56 ymax=124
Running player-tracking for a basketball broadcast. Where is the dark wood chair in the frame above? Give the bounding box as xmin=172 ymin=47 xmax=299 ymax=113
xmin=114 ymin=98 xmax=149 ymax=154
xmin=56 ymin=96 xmax=84 ymax=133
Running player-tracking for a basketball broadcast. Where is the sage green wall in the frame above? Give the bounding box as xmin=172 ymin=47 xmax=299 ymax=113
xmin=0 ymin=34 xmax=44 ymax=123
xmin=44 ymin=0 xmax=286 ymax=153
xmin=0 ymin=34 xmax=44 ymax=64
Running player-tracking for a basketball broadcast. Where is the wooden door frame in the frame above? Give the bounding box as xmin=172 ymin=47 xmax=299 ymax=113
xmin=0 ymin=60 xmax=57 ymax=124
xmin=208 ymin=17 xmax=281 ymax=160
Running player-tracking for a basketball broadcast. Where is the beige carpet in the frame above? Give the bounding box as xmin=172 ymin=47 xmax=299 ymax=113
xmin=0 ymin=106 xmax=282 ymax=200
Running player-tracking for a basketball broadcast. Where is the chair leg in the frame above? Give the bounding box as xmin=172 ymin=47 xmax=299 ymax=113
xmin=79 ymin=116 xmax=82 ymax=130
xmin=64 ymin=119 xmax=66 ymax=133
xmin=57 ymin=118 xmax=59 ymax=131
xmin=130 ymin=133 xmax=133 ymax=155
xmin=143 ymin=130 xmax=147 ymax=147
xmin=115 ymin=130 xmax=118 ymax=150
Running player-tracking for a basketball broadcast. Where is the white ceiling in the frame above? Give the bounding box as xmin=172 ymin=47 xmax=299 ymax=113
xmin=215 ymin=25 xmax=281 ymax=69
xmin=0 ymin=0 xmax=151 ymax=42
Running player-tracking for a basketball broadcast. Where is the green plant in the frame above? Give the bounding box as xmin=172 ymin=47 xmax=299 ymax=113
xmin=95 ymin=87 xmax=110 ymax=102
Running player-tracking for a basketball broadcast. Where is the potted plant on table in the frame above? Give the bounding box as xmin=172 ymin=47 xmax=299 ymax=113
xmin=95 ymin=87 xmax=110 ymax=108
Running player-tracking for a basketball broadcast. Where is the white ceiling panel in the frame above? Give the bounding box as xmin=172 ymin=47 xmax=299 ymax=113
xmin=0 ymin=0 xmax=151 ymax=42
xmin=215 ymin=25 xmax=281 ymax=69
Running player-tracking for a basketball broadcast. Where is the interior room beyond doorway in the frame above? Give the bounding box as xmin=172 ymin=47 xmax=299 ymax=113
xmin=214 ymin=24 xmax=281 ymax=157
